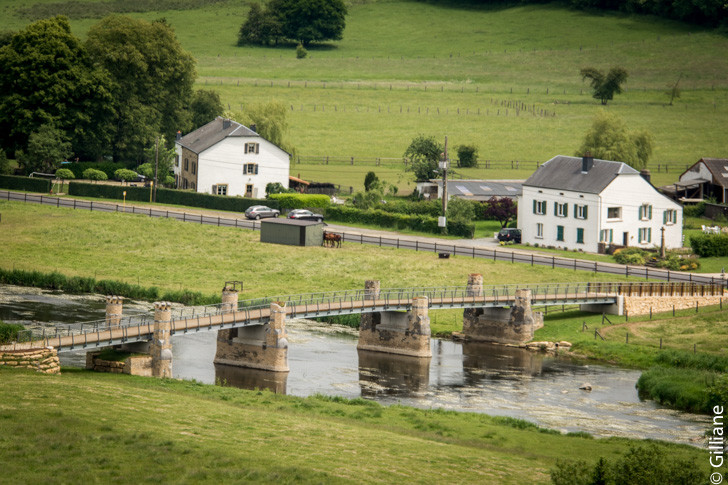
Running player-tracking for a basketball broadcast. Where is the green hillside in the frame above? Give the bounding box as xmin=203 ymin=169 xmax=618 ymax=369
xmin=2 ymin=0 xmax=727 ymax=174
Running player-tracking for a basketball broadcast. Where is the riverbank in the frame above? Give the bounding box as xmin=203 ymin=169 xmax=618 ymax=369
xmin=0 ymin=369 xmax=709 ymax=484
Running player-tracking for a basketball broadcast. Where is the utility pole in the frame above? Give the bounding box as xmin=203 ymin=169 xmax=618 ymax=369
xmin=438 ymin=136 xmax=449 ymax=229
xmin=153 ymin=136 xmax=159 ymax=202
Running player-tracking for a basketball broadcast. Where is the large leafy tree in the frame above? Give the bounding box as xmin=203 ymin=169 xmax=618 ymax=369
xmin=580 ymin=67 xmax=628 ymax=105
xmin=0 ymin=16 xmax=114 ymax=160
xmin=224 ymin=101 xmax=292 ymax=153
xmin=237 ymin=3 xmax=283 ymax=46
xmin=189 ymin=90 xmax=223 ymax=131
xmin=86 ymin=16 xmax=196 ymax=162
xmin=404 ymin=135 xmax=443 ymax=182
xmin=576 ymin=110 xmax=653 ymax=170
xmin=484 ymin=197 xmax=517 ymax=228
xmin=16 ymin=124 xmax=72 ymax=174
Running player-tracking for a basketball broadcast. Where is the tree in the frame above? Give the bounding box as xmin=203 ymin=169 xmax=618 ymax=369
xmin=269 ymin=0 xmax=347 ymax=46
xmin=364 ymin=171 xmax=380 ymax=192
xmin=351 ymin=189 xmax=382 ymax=210
xmin=224 ymin=101 xmax=292 ymax=153
xmin=86 ymin=16 xmax=196 ymax=162
xmin=16 ymin=124 xmax=72 ymax=174
xmin=576 ymin=110 xmax=653 ymax=170
xmin=142 ymin=135 xmax=177 ymax=187
xmin=0 ymin=16 xmax=114 ymax=159
xmin=446 ymin=197 xmax=475 ymax=221
xmin=404 ymin=135 xmax=443 ymax=182
xmin=456 ymin=144 xmax=478 ymax=168
xmin=189 ymin=90 xmax=223 ymax=131
xmin=114 ymin=168 xmax=138 ymax=183
xmin=237 ymin=3 xmax=283 ymax=46
xmin=580 ymin=67 xmax=628 ymax=105
xmin=484 ymin=196 xmax=517 ymax=228
xmin=82 ymin=168 xmax=108 ymax=182
xmin=55 ymin=168 xmax=74 ymax=180
xmin=0 ymin=149 xmax=10 ymax=175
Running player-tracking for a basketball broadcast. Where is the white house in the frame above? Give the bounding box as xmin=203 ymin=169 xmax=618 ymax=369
xmin=517 ymin=155 xmax=682 ymax=253
xmin=174 ymin=117 xmax=290 ymax=198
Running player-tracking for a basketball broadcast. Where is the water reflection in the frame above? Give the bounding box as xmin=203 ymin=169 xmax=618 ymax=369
xmin=358 ymin=350 xmax=430 ymax=397
xmin=214 ymin=364 xmax=287 ymax=394
xmin=462 ymin=342 xmax=544 ymax=384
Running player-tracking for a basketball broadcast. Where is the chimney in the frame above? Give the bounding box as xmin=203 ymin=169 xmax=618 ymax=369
xmin=175 ymin=130 xmax=181 ymax=141
xmin=250 ymin=123 xmax=257 ymax=133
xmin=222 ymin=118 xmax=231 ymax=129
xmin=640 ymin=169 xmax=652 ymax=185
xmin=581 ymin=152 xmax=594 ymax=173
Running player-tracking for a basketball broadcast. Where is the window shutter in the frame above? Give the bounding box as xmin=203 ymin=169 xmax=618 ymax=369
xmin=243 ymin=165 xmax=248 ymax=175
xmin=648 ymin=205 xmax=652 ymax=219
xmin=255 ymin=143 xmax=259 ymax=154
xmin=212 ymin=185 xmax=217 ymax=195
xmin=638 ymin=206 xmax=643 ymax=219
xmin=583 ymin=206 xmax=588 ymax=219
xmin=244 ymin=144 xmax=249 ymax=154
xmin=663 ymin=210 xmax=667 ymax=224
xmin=574 ymin=204 xmax=578 ymax=218
xmin=609 ymin=229 xmax=613 ymax=243
xmin=563 ymin=203 xmax=568 ymax=216
xmin=648 ymin=228 xmax=652 ymax=242
xmin=533 ymin=200 xmax=537 ymax=214
xmin=554 ymin=203 xmax=558 ymax=216
xmin=254 ymin=164 xmax=259 ymax=175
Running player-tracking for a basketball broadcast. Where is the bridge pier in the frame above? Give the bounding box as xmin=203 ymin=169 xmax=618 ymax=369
xmin=214 ymin=302 xmax=289 ymax=372
xmin=463 ymin=278 xmax=543 ymax=345
xmin=151 ymin=302 xmax=173 ymax=378
xmin=357 ymin=280 xmax=432 ymax=358
xmin=105 ymin=296 xmax=123 ymax=327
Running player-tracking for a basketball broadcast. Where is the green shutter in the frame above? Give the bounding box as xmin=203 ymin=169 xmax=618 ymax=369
xmin=563 ymin=203 xmax=568 ymax=217
xmin=584 ymin=205 xmax=588 ymax=219
xmin=577 ymin=228 xmax=584 ymax=244
xmin=648 ymin=205 xmax=652 ymax=220
xmin=574 ymin=204 xmax=578 ymax=218
xmin=638 ymin=205 xmax=643 ymax=219
xmin=554 ymin=202 xmax=558 ymax=216
xmin=533 ymin=200 xmax=536 ymax=214
xmin=663 ymin=210 xmax=667 ymax=224
xmin=648 ymin=228 xmax=652 ymax=242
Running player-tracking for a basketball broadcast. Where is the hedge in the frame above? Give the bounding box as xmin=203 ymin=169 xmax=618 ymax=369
xmin=68 ymin=182 xmax=278 ymax=212
xmin=0 ymin=174 xmax=51 ymax=193
xmin=689 ymin=233 xmax=728 ymax=257
xmin=324 ymin=205 xmax=474 ymax=238
xmin=268 ymin=193 xmax=330 ymax=209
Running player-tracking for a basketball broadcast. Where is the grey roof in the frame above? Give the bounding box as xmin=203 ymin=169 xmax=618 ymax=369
xmin=177 ymin=117 xmax=259 ymax=154
xmin=523 ymin=155 xmax=639 ymax=194
xmin=681 ymin=158 xmax=728 ymax=188
xmin=431 ymin=179 xmax=522 ymax=200
xmin=261 ymin=218 xmax=322 ymax=227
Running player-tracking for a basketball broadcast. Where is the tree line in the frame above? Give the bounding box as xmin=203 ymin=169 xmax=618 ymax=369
xmin=0 ymin=15 xmax=224 ymax=174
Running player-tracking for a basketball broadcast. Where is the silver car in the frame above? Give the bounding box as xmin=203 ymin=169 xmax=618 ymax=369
xmin=245 ymin=205 xmax=280 ymax=220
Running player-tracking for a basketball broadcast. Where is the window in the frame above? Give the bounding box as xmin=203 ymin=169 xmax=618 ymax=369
xmin=638 ymin=227 xmax=652 ymax=243
xmin=191 ymin=162 xmax=196 ymax=175
xmin=536 ymin=223 xmax=543 ymax=238
xmin=175 ymin=155 xmax=179 ymax=167
xmin=191 ymin=182 xmax=196 ymax=190
xmin=245 ymin=184 xmax=253 ymax=197
xmin=243 ymin=163 xmax=259 ymax=175
xmin=639 ymin=204 xmax=653 ymax=221
xmin=576 ymin=228 xmax=584 ymax=244
xmin=533 ymin=200 xmax=546 ymax=215
xmin=555 ymin=202 xmax=568 ymax=217
xmin=600 ymin=229 xmax=613 ymax=243
xmin=556 ymin=225 xmax=564 ymax=242
xmin=244 ymin=142 xmax=260 ymax=154
xmin=607 ymin=207 xmax=621 ymax=220
xmin=182 ymin=178 xmax=188 ymax=189
xmin=213 ymin=184 xmax=228 ymax=196
xmin=575 ymin=204 xmax=588 ymax=220
xmin=664 ymin=209 xmax=677 ymax=225
xmin=184 ymin=158 xmax=189 ymax=171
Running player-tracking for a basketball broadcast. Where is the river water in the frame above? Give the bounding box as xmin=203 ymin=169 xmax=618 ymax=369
xmin=0 ymin=285 xmax=709 ymax=445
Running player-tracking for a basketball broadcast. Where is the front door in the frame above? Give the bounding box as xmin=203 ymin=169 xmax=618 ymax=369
xmin=623 ymin=232 xmax=629 ymax=246
xmin=245 ymin=184 xmax=253 ymax=198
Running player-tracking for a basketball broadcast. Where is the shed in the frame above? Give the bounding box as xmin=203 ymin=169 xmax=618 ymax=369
xmin=260 ymin=219 xmax=324 ymax=247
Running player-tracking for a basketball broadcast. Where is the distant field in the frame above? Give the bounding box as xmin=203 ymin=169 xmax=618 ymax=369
xmin=1 ymin=0 xmax=727 ymax=185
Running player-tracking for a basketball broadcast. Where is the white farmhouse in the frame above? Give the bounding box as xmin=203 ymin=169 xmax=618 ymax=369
xmin=174 ymin=117 xmax=290 ymax=198
xmin=517 ymin=155 xmax=682 ymax=253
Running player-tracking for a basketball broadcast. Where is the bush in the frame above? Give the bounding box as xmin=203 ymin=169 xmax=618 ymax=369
xmin=324 ymin=205 xmax=474 ymax=237
xmin=114 ymin=168 xmax=138 ymax=182
xmin=689 ymin=232 xmax=728 ymax=257
xmin=0 ymin=174 xmax=51 ymax=193
xmin=654 ymin=253 xmax=699 ymax=271
xmin=64 ymin=161 xmax=127 ymax=180
xmin=296 ymin=43 xmax=308 ymax=59
xmin=68 ymin=182 xmax=277 ymax=213
xmin=683 ymin=202 xmax=705 ymax=218
xmin=456 ymin=144 xmax=478 ymax=168
xmin=55 ymin=168 xmax=75 ymax=179
xmin=612 ymin=247 xmax=647 ymax=265
xmin=0 ymin=321 xmax=25 ymax=344
xmin=268 ymin=193 xmax=330 ymax=209
xmin=82 ymin=168 xmax=108 ymax=182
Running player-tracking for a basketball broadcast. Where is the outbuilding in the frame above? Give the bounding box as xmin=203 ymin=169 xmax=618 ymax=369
xmin=260 ymin=219 xmax=324 ymax=247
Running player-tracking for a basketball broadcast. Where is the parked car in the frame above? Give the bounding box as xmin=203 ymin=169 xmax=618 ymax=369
xmin=287 ymin=209 xmax=324 ymax=222
xmin=497 ymin=228 xmax=521 ymax=243
xmin=245 ymin=205 xmax=280 ymax=220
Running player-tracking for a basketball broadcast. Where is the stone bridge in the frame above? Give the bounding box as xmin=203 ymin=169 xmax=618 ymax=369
xmin=7 ymin=277 xmax=725 ymax=377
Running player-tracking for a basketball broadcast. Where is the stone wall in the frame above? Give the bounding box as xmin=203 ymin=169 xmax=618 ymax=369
xmin=0 ymin=347 xmax=60 ymax=374
xmin=85 ymin=352 xmax=152 ymax=376
xmin=624 ymin=294 xmax=725 ymax=316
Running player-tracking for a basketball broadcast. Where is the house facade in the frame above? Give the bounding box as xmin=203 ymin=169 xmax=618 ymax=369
xmin=174 ymin=117 xmax=290 ymax=198
xmin=517 ymin=155 xmax=682 ymax=253
xmin=676 ymin=158 xmax=728 ymax=203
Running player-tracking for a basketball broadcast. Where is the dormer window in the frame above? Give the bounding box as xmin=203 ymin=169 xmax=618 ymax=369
xmin=245 ymin=142 xmax=259 ymax=154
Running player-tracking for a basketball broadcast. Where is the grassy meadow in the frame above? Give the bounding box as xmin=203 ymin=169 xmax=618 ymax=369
xmin=0 ymin=369 xmax=709 ymax=484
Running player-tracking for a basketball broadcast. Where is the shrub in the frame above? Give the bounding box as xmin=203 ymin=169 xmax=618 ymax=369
xmin=456 ymin=144 xmax=478 ymax=168
xmin=82 ymin=168 xmax=108 ymax=182
xmin=0 ymin=174 xmax=51 ymax=193
xmin=114 ymin=168 xmax=138 ymax=182
xmin=689 ymin=232 xmax=728 ymax=257
xmin=612 ymin=247 xmax=647 ymax=265
xmin=683 ymin=202 xmax=705 ymax=218
xmin=296 ymin=43 xmax=307 ymax=59
xmin=0 ymin=321 xmax=25 ymax=344
xmin=55 ymin=168 xmax=75 ymax=179
xmin=268 ymin=193 xmax=330 ymax=209
xmin=324 ymin=205 xmax=474 ymax=237
xmin=364 ymin=171 xmax=379 ymax=192
xmin=64 ymin=161 xmax=127 ymax=179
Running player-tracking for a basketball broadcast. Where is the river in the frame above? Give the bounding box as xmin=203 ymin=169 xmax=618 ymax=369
xmin=0 ymin=285 xmax=709 ymax=445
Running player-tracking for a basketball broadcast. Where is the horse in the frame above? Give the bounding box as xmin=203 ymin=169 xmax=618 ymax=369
xmin=323 ymin=231 xmax=342 ymax=248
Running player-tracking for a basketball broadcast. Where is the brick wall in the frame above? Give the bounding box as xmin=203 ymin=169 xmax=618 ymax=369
xmin=624 ymin=295 xmax=725 ymax=316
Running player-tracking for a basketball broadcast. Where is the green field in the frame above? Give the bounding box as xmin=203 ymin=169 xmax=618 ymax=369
xmin=2 ymin=0 xmax=727 ymax=180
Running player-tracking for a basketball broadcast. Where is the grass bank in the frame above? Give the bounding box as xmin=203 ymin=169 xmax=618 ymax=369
xmin=0 ymin=369 xmax=708 ymax=483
